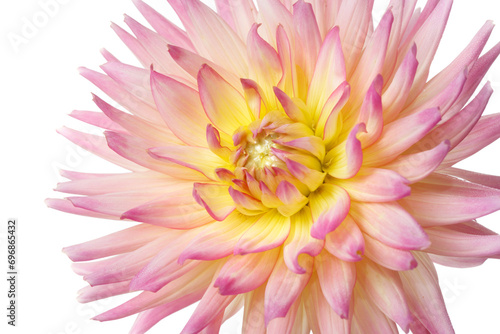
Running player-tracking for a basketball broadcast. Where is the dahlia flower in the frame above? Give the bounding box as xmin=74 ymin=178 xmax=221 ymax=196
xmin=48 ymin=0 xmax=500 ymax=332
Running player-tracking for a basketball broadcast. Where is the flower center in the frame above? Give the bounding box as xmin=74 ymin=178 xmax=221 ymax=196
xmin=244 ymin=134 xmax=280 ymax=169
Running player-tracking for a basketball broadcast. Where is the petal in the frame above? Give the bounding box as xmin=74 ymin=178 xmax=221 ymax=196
xmin=307 ymin=26 xmax=346 ymax=120
xmin=324 ymin=123 xmax=366 ymax=179
xmin=92 ymin=94 xmax=175 ymax=144
xmin=234 ymin=209 xmax=291 ymax=255
xmin=285 ymin=158 xmax=326 ymax=192
xmin=214 ymin=248 xmax=279 ymax=295
xmin=121 ymin=193 xmax=213 ymax=229
xmin=383 ymin=141 xmax=450 ymax=183
xmin=178 ymin=213 xmax=254 ymax=263
xmin=423 ymin=83 xmax=493 ymax=151
xmin=62 ymin=224 xmax=165 ymax=262
xmin=335 ymin=0 xmax=373 ymax=75
xmin=356 ymin=260 xmax=412 ymax=332
xmin=425 ymin=221 xmax=500 ymax=258
xmin=198 ymin=65 xmax=252 ymax=135
xmin=356 ymin=76 xmax=384 ymax=148
xmin=180 ymin=0 xmax=248 ymax=78
xmin=150 ymin=70 xmax=209 ymax=146
xmin=308 ymin=183 xmax=350 ymax=240
xmin=292 ymin=0 xmax=322 ymax=81
xmin=149 ymin=145 xmax=227 ymax=180
xmin=242 ymin=286 xmax=266 ymax=333
xmin=304 ymin=274 xmax=352 ymax=334
xmin=104 ymin=131 xmax=206 ymax=180
xmin=400 ymin=173 xmax=500 ymax=226
xmin=316 ymin=251 xmax=356 ymax=319
xmin=57 ymin=127 xmax=145 ymax=172
xmin=181 ymin=278 xmax=237 ymax=334
xmin=352 ymin=285 xmax=398 ymax=334
xmin=284 ymin=207 xmax=324 ymax=274
xmin=324 ymin=215 xmax=365 ymax=262
xmin=400 ymin=252 xmax=454 ymax=333
xmin=363 ymin=233 xmax=417 ymax=271
xmin=335 ymin=168 xmax=410 ymax=202
xmin=192 ymin=183 xmax=235 ymax=221
xmin=440 ymin=113 xmax=500 ymax=168
xmin=349 ymin=10 xmax=393 ymax=106
xmin=363 ymin=107 xmax=441 ymax=167
xmin=264 ymin=252 xmax=312 ymax=325
xmin=247 ymin=24 xmax=282 ymax=109
xmin=350 ymin=202 xmax=430 ymax=250
xmin=276 ymin=181 xmax=309 ymax=217
xmin=132 ymin=0 xmax=195 ymax=51
xmin=382 ymin=45 xmax=418 ymax=123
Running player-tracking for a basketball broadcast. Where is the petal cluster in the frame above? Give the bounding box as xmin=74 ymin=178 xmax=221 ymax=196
xmin=48 ymin=0 xmax=500 ymax=333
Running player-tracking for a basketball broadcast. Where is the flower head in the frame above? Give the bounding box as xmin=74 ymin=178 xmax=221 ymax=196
xmin=48 ymin=0 xmax=500 ymax=333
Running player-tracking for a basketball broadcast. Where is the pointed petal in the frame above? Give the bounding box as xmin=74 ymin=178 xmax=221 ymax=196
xmin=316 ymin=251 xmax=356 ymax=319
xmin=350 ymin=202 xmax=430 ymax=250
xmin=335 ymin=168 xmax=410 ymax=202
xmin=150 ymin=70 xmax=209 ymax=146
xmin=198 ymin=65 xmax=252 ymax=135
xmin=215 ymin=248 xmax=279 ymax=295
xmin=357 ymin=260 xmax=412 ymax=332
xmin=384 ymin=141 xmax=450 ymax=183
xmin=400 ymin=173 xmax=500 ymax=226
xmin=264 ymin=253 xmax=312 ymax=325
xmin=363 ymin=108 xmax=441 ymax=166
xmin=400 ymin=252 xmax=454 ymax=334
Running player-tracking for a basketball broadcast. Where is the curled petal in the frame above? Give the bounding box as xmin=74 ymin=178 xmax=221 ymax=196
xmin=309 ymin=184 xmax=350 ymax=240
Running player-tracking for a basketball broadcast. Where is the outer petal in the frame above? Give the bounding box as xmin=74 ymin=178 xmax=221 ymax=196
xmin=316 ymin=251 xmax=356 ymax=319
xmin=264 ymin=252 xmax=312 ymax=325
xmin=400 ymin=252 xmax=454 ymax=333
xmin=383 ymin=141 xmax=450 ymax=183
xmin=215 ymin=248 xmax=279 ymax=295
xmin=356 ymin=260 xmax=412 ymax=332
xmin=350 ymin=202 xmax=430 ymax=250
xmin=400 ymin=173 xmax=500 ymax=226
xmin=335 ymin=168 xmax=410 ymax=202
xmin=363 ymin=108 xmax=441 ymax=166
xmin=150 ymin=70 xmax=209 ymax=146
xmin=148 ymin=145 xmax=227 ymax=180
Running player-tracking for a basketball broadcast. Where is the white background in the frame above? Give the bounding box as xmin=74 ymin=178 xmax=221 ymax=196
xmin=1 ymin=0 xmax=500 ymax=333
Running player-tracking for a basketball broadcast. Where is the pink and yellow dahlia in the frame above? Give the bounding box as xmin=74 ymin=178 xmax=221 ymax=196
xmin=48 ymin=0 xmax=500 ymax=333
